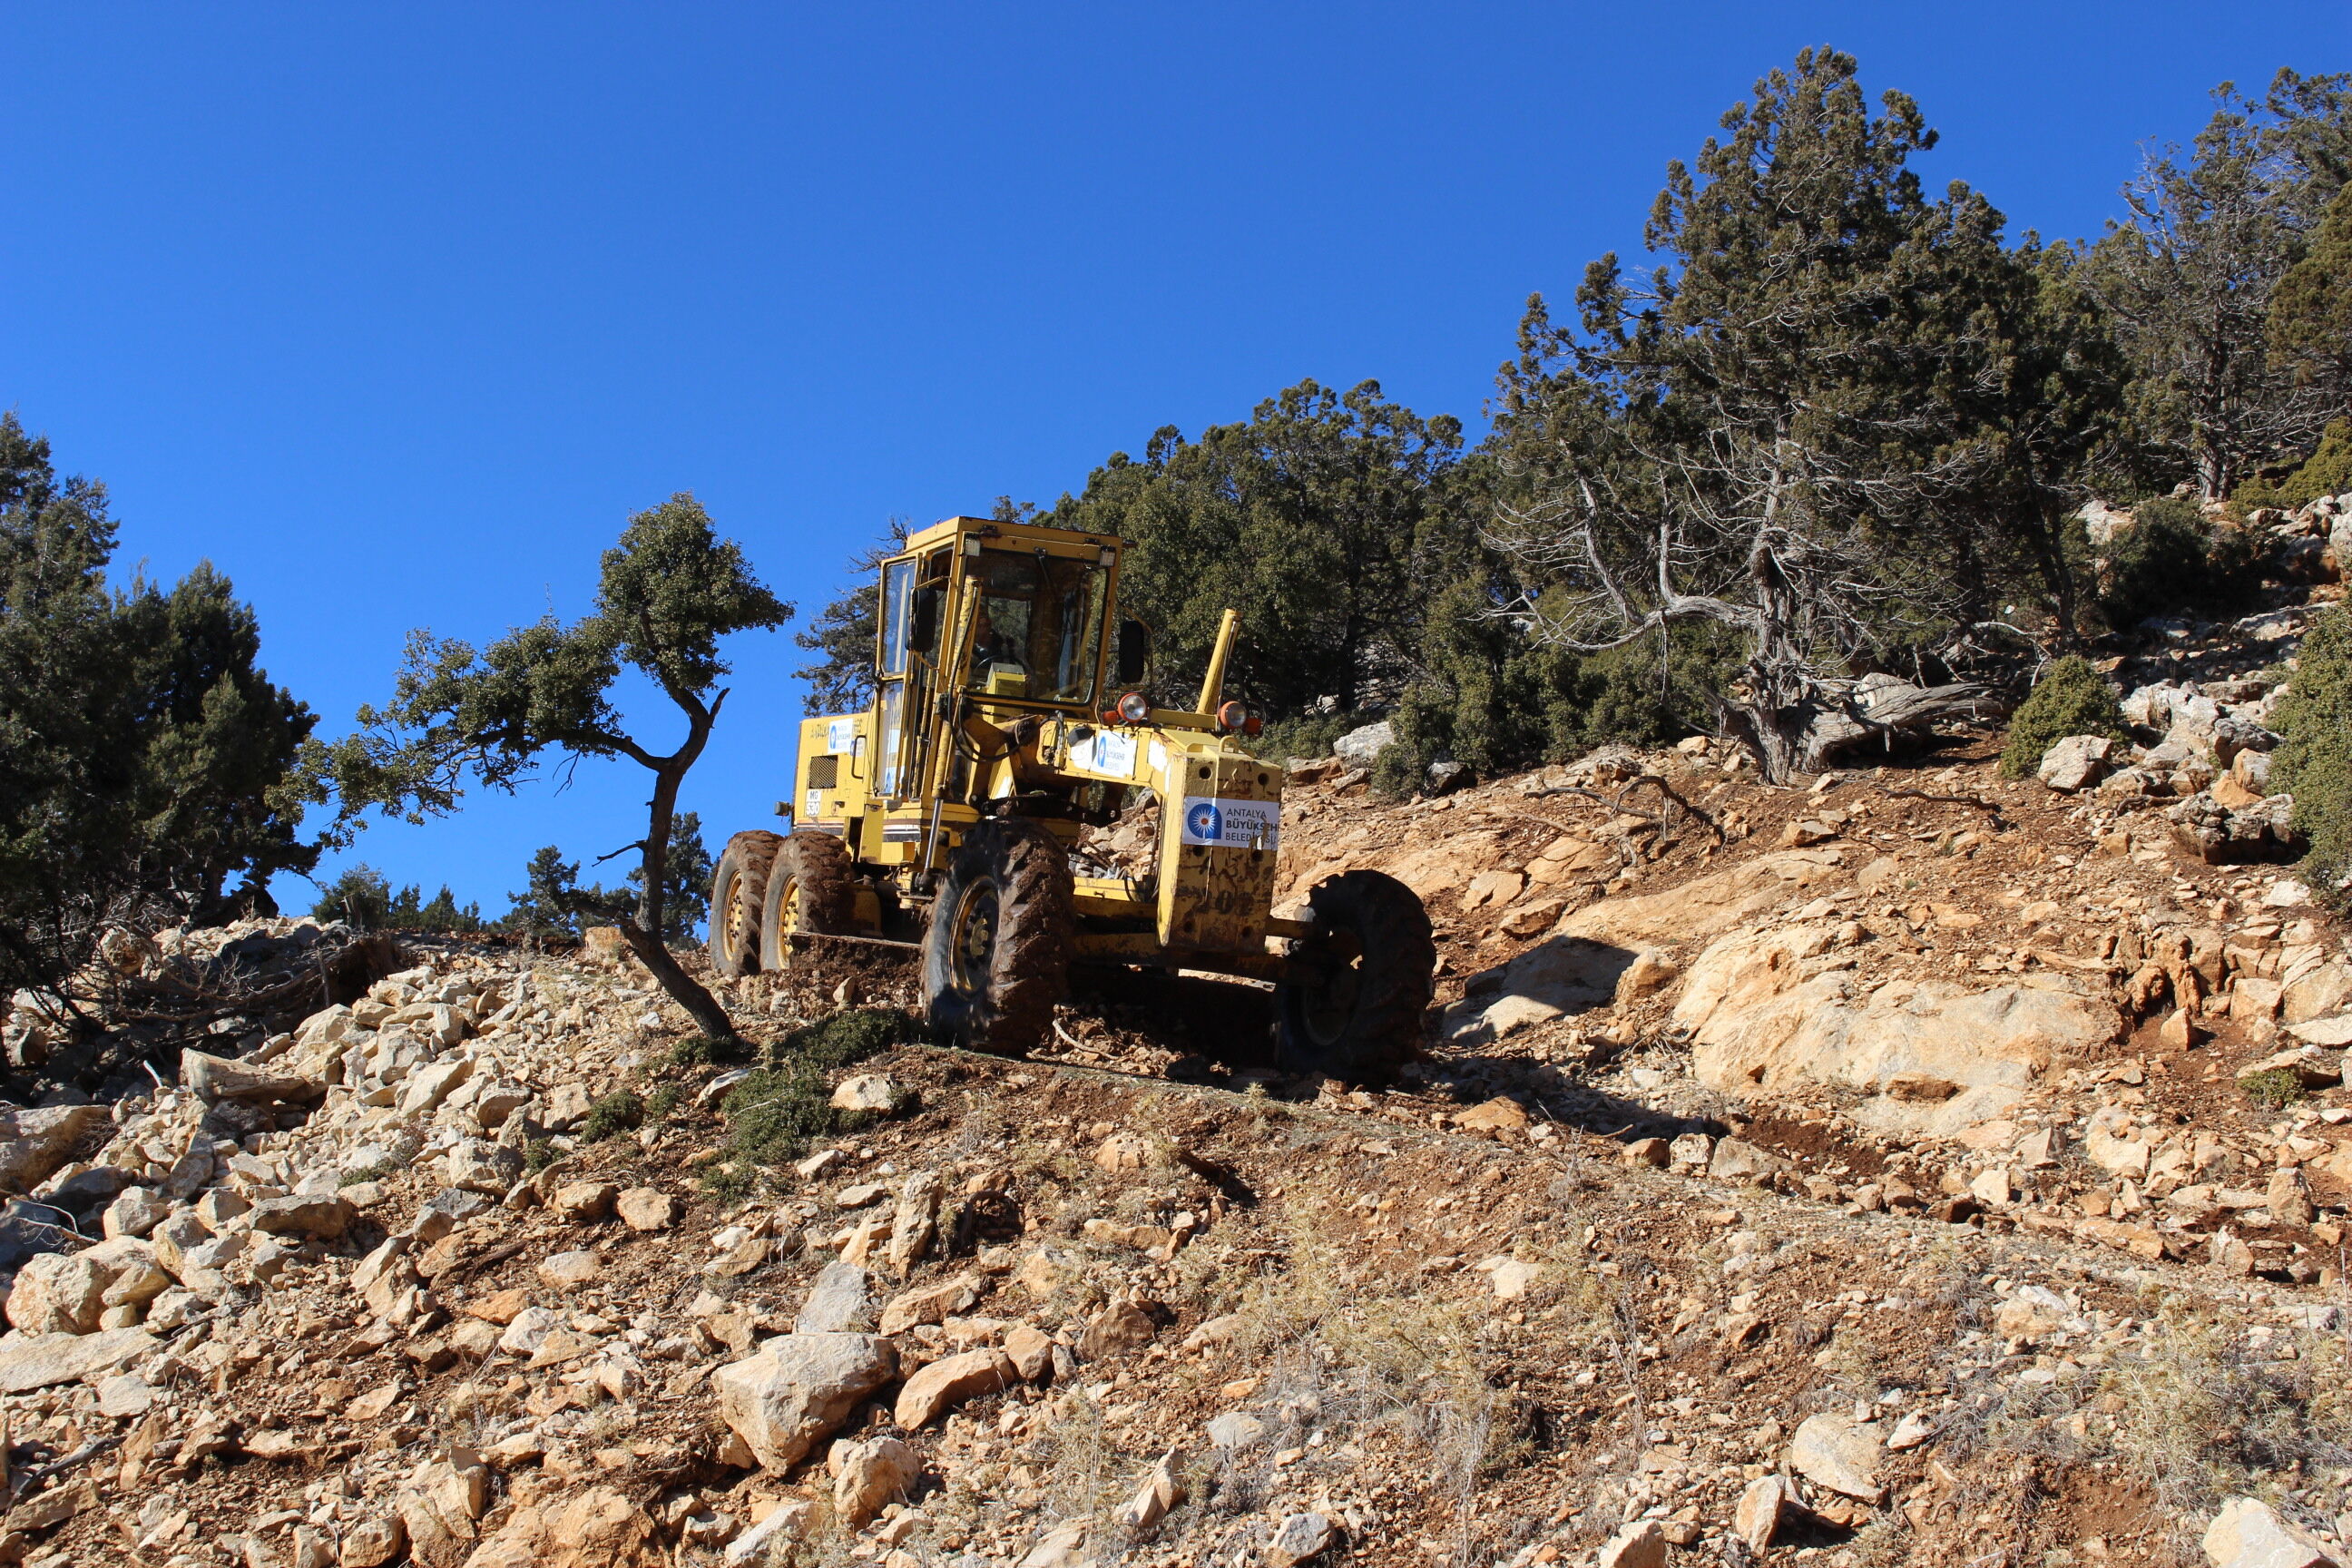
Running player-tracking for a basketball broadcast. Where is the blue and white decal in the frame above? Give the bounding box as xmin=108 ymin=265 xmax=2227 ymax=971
xmin=1179 ymin=796 xmax=1280 ymax=851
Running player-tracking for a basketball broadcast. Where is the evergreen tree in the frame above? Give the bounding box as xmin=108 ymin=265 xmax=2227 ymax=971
xmin=0 ymin=414 xmax=318 ymax=1004
xmin=503 ymin=847 xmax=583 ymax=947
xmin=2087 ymin=71 xmax=2352 ymax=497
xmin=1042 ymin=378 xmax=1466 ymax=718
xmin=2266 ymin=182 xmax=2352 ymax=421
xmin=311 ymin=864 xmax=392 ymax=930
xmin=309 ymin=494 xmax=789 ymax=1041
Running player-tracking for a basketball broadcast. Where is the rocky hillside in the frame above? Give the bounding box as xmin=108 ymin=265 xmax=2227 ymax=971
xmin=2 ymin=609 xmax=2352 ymax=1568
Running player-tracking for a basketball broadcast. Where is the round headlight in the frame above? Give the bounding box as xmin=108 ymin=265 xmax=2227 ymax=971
xmin=1116 ymin=691 xmax=1152 ymax=724
xmin=1217 ymin=700 xmax=1250 ymax=732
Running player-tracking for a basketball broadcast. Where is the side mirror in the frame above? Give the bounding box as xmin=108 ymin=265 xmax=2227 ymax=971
xmin=909 ymin=588 xmax=942 ymax=656
xmin=1117 ymin=619 xmax=1150 ymax=684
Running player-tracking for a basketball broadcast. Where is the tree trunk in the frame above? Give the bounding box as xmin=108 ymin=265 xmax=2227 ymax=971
xmin=641 ymin=764 xmax=682 ymax=942
xmin=611 ymin=913 xmax=740 ymax=1043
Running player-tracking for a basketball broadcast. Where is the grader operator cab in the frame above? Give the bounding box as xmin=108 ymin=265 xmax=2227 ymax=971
xmin=706 ymin=514 xmax=1434 ymax=1080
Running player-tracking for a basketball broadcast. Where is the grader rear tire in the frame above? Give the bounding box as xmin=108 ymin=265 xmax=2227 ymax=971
xmin=922 ymin=818 xmax=1074 ymax=1056
xmin=759 ymin=829 xmax=858 ymax=970
xmin=1275 ymin=869 xmax=1434 ymax=1083
xmin=708 ymin=829 xmax=784 ymax=977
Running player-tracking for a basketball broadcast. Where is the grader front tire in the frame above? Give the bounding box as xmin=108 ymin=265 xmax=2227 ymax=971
xmin=1275 ymin=869 xmax=1434 ymax=1083
xmin=759 ymin=829 xmax=858 ymax=970
xmin=708 ymin=829 xmax=784 ymax=977
xmin=921 ymin=818 xmax=1074 ymax=1056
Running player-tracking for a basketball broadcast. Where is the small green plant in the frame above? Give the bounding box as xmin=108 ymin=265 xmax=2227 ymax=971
xmin=579 ymin=1090 xmax=646 ymax=1142
xmin=703 ymin=1008 xmax=911 ymax=1191
xmin=522 ymin=1138 xmax=561 ymax=1172
xmin=644 ymin=1083 xmax=684 ymax=1121
xmin=2238 ymin=1068 xmax=2307 ymax=1111
xmin=1999 ymin=656 xmax=2128 ymax=779
xmin=2272 ymin=605 xmax=2352 ymax=914
xmin=338 ymin=1160 xmax=397 ymax=1188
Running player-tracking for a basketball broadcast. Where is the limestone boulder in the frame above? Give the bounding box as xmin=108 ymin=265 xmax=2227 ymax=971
xmin=1441 ymin=938 xmax=1634 ymax=1044
xmin=1556 ymin=848 xmax=1850 ymax=951
xmin=895 ymin=1348 xmax=1014 ymax=1428
xmin=1787 ymin=1412 xmax=1885 ymax=1503
xmin=0 ymin=1105 xmax=110 ymax=1194
xmin=1675 ymin=922 xmax=2119 ymax=1134
xmin=713 ymin=1333 xmax=897 ymax=1471
xmin=829 ymin=1435 xmax=921 ymax=1524
xmin=2201 ymin=1496 xmax=2332 ymax=1568
xmin=2036 ymin=735 xmax=2114 ymax=792
xmin=5 ymin=1251 xmax=107 ymax=1334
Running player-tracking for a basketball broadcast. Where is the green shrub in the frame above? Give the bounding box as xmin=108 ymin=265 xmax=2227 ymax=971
xmin=2235 ymin=419 xmax=2352 ymax=513
xmin=707 ymin=1007 xmax=911 ymax=1191
xmin=1998 ymin=656 xmax=2128 ymax=779
xmin=2270 ymin=605 xmax=2352 ymax=913
xmin=2238 ymin=1067 xmax=2307 ymax=1112
xmin=2099 ymin=496 xmax=2265 ymax=629
xmin=579 ymin=1090 xmax=646 ymax=1142
xmin=522 ymin=1138 xmax=561 ymax=1172
xmin=668 ymin=1033 xmax=747 ymax=1069
xmin=1247 ymin=712 xmax=1359 ymax=766
xmin=644 ymin=1083 xmax=684 ymax=1121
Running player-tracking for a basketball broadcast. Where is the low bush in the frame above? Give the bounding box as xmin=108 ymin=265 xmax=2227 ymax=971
xmin=578 ymin=1089 xmax=645 ymax=1142
xmin=2098 ymin=496 xmax=2265 ymax=629
xmin=2235 ymin=418 xmax=2352 ymax=513
xmin=2238 ymin=1067 xmax=2307 ymax=1112
xmin=1998 ymin=656 xmax=2128 ymax=779
xmin=703 ymin=1007 xmax=911 ymax=1194
xmin=2270 ymin=604 xmax=2352 ymax=913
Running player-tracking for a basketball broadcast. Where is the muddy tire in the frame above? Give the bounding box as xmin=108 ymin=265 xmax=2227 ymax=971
xmin=922 ymin=818 xmax=1074 ymax=1056
xmin=1275 ymin=869 xmax=1434 ymax=1083
xmin=708 ymin=829 xmax=784 ymax=977
xmin=760 ymin=829 xmax=858 ymax=969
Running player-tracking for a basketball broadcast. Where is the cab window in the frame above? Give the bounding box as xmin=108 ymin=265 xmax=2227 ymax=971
xmin=965 ymin=548 xmax=1108 ymax=706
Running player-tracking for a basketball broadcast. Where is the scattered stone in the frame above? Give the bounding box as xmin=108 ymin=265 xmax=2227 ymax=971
xmin=2201 ymin=1496 xmax=2332 ymax=1568
xmin=1265 ymin=1511 xmax=1338 ymax=1568
xmin=795 ymin=1260 xmax=878 ymax=1333
xmin=1787 ymin=1412 xmax=1886 ymax=1503
xmin=830 ymin=1435 xmax=921 ymax=1524
xmin=536 ymin=1249 xmax=604 ymax=1291
xmin=0 ymin=1327 xmax=155 ymax=1392
xmin=1735 ymin=1475 xmax=1799 ymax=1552
xmin=615 ymin=1187 xmax=679 ymax=1230
xmin=830 ymin=1073 xmax=907 ymax=1114
xmin=1593 ymin=1520 xmax=1667 ymax=1568
xmin=715 ymin=1333 xmax=897 ymax=1471
xmin=895 ymin=1348 xmax=1014 ymax=1428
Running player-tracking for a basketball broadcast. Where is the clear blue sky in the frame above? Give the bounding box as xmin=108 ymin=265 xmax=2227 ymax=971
xmin=5 ymin=3 xmax=2346 ymax=928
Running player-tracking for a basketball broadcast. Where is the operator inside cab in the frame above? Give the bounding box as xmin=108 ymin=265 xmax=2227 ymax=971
xmin=959 ymin=548 xmax=1108 ymax=706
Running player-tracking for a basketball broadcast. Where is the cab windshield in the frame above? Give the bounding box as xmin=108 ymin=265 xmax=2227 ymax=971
xmin=965 ymin=548 xmax=1108 ymax=706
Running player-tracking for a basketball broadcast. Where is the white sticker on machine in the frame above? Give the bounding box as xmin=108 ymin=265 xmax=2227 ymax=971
xmin=1073 ymin=730 xmax=1137 ymax=776
xmin=826 ymin=718 xmax=857 ymax=751
xmin=1178 ymin=796 xmax=1280 ymax=851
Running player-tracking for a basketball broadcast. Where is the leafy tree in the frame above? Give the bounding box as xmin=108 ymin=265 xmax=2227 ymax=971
xmin=1042 ymin=378 xmax=1466 ymax=718
xmin=792 ymin=520 xmax=909 ymax=716
xmin=2086 ymin=71 xmax=2352 ymax=499
xmin=1490 ymin=50 xmax=2035 ymax=779
xmin=626 ymin=809 xmax=713 ymax=938
xmin=2271 ymin=605 xmax=2352 ymax=912
xmin=1998 ymin=656 xmax=2128 ymax=779
xmin=309 ymin=494 xmax=789 ymax=1040
xmin=0 ymin=414 xmax=318 ymax=1008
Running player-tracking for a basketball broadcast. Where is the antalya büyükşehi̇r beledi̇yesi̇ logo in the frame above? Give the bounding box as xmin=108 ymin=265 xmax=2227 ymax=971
xmin=1185 ymin=800 xmax=1221 ymax=840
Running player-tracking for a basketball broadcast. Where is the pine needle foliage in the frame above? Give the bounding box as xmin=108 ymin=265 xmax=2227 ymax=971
xmin=1999 ymin=656 xmax=2128 ymax=779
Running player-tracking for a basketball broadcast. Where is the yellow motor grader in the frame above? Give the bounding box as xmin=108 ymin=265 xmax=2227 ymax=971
xmin=706 ymin=514 xmax=1433 ymax=1080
